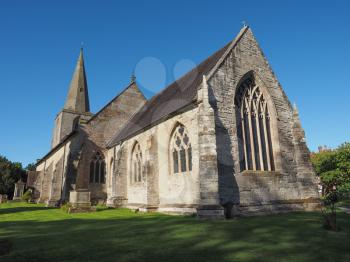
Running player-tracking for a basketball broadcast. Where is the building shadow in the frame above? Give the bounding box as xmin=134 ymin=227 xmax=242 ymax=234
xmin=0 ymin=208 xmax=350 ymax=262
xmin=0 ymin=205 xmax=55 ymax=215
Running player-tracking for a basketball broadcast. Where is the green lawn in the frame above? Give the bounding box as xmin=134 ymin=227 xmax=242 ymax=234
xmin=0 ymin=203 xmax=350 ymax=262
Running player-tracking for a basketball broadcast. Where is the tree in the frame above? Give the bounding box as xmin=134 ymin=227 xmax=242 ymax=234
xmin=0 ymin=156 xmax=27 ymax=199
xmin=25 ymin=162 xmax=37 ymax=171
xmin=311 ymin=142 xmax=350 ymax=230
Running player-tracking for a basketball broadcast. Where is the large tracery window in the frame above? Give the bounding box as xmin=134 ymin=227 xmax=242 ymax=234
xmin=170 ymin=124 xmax=192 ymax=174
xmin=131 ymin=142 xmax=142 ymax=183
xmin=237 ymin=77 xmax=275 ymax=171
xmin=89 ymin=152 xmax=106 ymax=184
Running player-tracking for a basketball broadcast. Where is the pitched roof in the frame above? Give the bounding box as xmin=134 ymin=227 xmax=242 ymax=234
xmin=108 ymin=26 xmax=249 ymax=147
xmin=64 ymin=48 xmax=90 ymax=113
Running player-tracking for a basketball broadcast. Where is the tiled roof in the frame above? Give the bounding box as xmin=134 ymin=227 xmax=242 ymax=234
xmin=107 ymin=40 xmax=232 ymax=147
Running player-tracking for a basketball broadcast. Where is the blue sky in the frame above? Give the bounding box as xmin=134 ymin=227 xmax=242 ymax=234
xmin=0 ymin=0 xmax=349 ymax=166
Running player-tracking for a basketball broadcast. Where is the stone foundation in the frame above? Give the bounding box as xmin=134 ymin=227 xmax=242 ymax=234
xmin=197 ymin=205 xmax=225 ymax=219
xmin=46 ymin=200 xmax=59 ymax=207
xmin=231 ymin=198 xmax=320 ymax=217
xmin=106 ymin=196 xmax=128 ymax=208
xmin=158 ymin=206 xmax=197 ymax=216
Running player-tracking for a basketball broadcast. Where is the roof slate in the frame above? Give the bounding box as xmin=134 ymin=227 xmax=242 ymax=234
xmin=107 ymin=40 xmax=232 ymax=147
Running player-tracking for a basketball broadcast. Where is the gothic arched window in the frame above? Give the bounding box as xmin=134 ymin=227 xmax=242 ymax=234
xmin=131 ymin=142 xmax=142 ymax=183
xmin=237 ymin=77 xmax=275 ymax=171
xmin=170 ymin=124 xmax=192 ymax=174
xmin=89 ymin=152 xmax=106 ymax=184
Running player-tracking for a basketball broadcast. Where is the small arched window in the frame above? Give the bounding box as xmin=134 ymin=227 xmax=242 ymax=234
xmin=170 ymin=124 xmax=192 ymax=174
xmin=89 ymin=152 xmax=106 ymax=184
xmin=237 ymin=77 xmax=275 ymax=171
xmin=131 ymin=142 xmax=142 ymax=183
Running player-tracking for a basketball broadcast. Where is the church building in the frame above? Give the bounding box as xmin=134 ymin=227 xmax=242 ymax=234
xmin=28 ymin=26 xmax=319 ymax=218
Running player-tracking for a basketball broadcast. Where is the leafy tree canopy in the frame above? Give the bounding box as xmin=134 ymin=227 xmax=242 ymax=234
xmin=311 ymin=142 xmax=350 ymax=195
xmin=311 ymin=143 xmax=350 ymax=230
xmin=0 ymin=155 xmax=27 ymax=198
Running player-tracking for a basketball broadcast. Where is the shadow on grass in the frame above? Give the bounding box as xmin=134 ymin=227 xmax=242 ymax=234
xmin=0 ymin=208 xmax=350 ymax=262
xmin=0 ymin=206 xmax=56 ymax=215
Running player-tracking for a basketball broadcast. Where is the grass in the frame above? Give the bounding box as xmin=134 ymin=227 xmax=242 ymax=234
xmin=0 ymin=203 xmax=350 ymax=262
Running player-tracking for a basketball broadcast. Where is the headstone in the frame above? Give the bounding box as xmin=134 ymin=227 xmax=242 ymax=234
xmin=0 ymin=194 xmax=8 ymax=203
xmin=69 ymin=189 xmax=92 ymax=213
xmin=13 ymin=179 xmax=26 ymax=201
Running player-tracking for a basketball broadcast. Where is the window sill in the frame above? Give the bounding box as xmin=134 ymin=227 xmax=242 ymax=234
xmin=172 ymin=171 xmax=192 ymax=175
xmin=240 ymin=170 xmax=281 ymax=176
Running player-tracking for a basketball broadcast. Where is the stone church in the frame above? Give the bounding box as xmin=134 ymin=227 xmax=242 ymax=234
xmin=28 ymin=26 xmax=319 ymax=217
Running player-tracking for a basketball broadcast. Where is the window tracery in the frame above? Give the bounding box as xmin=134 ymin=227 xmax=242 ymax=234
xmin=89 ymin=152 xmax=106 ymax=184
xmin=170 ymin=124 xmax=192 ymax=174
xmin=237 ymin=78 xmax=275 ymax=171
xmin=131 ymin=143 xmax=142 ymax=183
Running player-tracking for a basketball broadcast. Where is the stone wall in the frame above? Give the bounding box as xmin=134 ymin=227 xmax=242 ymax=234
xmin=35 ymin=139 xmax=76 ymax=205
xmin=196 ymin=76 xmax=224 ymax=218
xmin=208 ymin=27 xmax=319 ymax=215
xmin=51 ymin=110 xmax=92 ymax=148
xmin=35 ymin=27 xmax=318 ymax=217
xmin=73 ymin=82 xmax=147 ymax=197
xmin=108 ymin=107 xmax=201 ymax=214
xmin=85 ymin=82 xmax=147 ymax=148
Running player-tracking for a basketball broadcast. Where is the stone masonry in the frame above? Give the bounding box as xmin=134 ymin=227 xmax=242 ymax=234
xmin=29 ymin=26 xmax=319 ymax=217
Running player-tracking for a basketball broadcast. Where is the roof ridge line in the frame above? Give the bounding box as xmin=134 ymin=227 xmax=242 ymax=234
xmin=206 ymin=26 xmax=249 ymax=80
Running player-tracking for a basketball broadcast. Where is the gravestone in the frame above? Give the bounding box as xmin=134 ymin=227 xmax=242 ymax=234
xmin=69 ymin=189 xmax=92 ymax=213
xmin=13 ymin=179 xmax=25 ymax=201
xmin=0 ymin=195 xmax=7 ymax=203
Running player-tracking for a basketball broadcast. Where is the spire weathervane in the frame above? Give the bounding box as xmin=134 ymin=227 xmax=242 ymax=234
xmin=241 ymin=20 xmax=248 ymax=27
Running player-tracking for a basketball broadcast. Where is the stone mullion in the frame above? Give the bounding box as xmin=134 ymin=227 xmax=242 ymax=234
xmin=241 ymin=103 xmax=249 ymax=171
xmin=93 ymin=161 xmax=97 ymax=183
xmin=185 ymin=146 xmax=190 ymax=174
xmin=247 ymin=96 xmax=257 ymax=170
xmin=137 ymin=156 xmax=139 ymax=182
xmin=177 ymin=147 xmax=181 ymax=174
xmin=136 ymin=156 xmax=138 ymax=182
xmin=255 ymin=95 xmax=264 ymax=171
xmin=138 ymin=157 xmax=142 ymax=182
xmin=262 ymin=103 xmax=272 ymax=171
xmin=137 ymin=159 xmax=139 ymax=182
xmin=98 ymin=160 xmax=101 ymax=183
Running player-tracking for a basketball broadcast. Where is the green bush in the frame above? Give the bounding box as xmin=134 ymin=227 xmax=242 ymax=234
xmin=311 ymin=142 xmax=350 ymax=230
xmin=60 ymin=203 xmax=72 ymax=213
xmin=21 ymin=190 xmax=32 ymax=202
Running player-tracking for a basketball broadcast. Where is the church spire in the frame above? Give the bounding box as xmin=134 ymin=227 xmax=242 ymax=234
xmin=63 ymin=48 xmax=90 ymax=113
